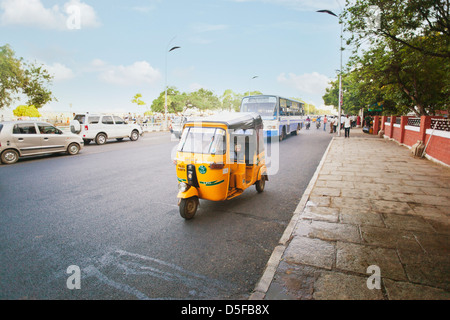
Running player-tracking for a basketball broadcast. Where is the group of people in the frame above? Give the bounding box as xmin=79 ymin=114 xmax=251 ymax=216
xmin=305 ymin=114 xmax=360 ymax=138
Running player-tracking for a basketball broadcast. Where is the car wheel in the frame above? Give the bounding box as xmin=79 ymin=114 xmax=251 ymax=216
xmin=130 ymin=130 xmax=139 ymax=141
xmin=179 ymin=197 xmax=198 ymax=220
xmin=67 ymin=143 xmax=80 ymax=155
xmin=96 ymin=133 xmax=107 ymax=145
xmin=255 ymin=176 xmax=265 ymax=193
xmin=1 ymin=149 xmax=19 ymax=165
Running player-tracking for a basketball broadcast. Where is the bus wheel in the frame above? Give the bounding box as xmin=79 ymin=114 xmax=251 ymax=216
xmin=179 ymin=197 xmax=198 ymax=220
xmin=279 ymin=127 xmax=286 ymax=141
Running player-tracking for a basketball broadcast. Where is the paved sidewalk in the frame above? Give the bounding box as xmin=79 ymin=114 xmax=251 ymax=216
xmin=251 ymin=131 xmax=450 ymax=300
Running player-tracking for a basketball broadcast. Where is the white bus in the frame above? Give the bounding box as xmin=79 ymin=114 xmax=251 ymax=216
xmin=240 ymin=95 xmax=305 ymax=141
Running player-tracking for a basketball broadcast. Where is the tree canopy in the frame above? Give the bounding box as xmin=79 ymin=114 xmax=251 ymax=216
xmin=0 ymin=44 xmax=55 ymax=109
xmin=323 ymin=0 xmax=449 ymax=116
xmin=13 ymin=105 xmax=41 ymax=118
xmin=149 ymin=88 xmax=267 ymax=114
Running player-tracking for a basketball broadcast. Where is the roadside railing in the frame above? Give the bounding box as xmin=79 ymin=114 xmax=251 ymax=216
xmin=142 ymin=123 xmax=162 ymax=132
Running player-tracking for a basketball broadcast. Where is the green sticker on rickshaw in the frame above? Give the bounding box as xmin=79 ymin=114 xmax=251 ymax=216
xmin=198 ymin=165 xmax=207 ymax=174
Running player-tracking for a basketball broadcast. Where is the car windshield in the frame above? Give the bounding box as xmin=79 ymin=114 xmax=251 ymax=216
xmin=178 ymin=127 xmax=226 ymax=155
xmin=240 ymin=96 xmax=277 ymax=117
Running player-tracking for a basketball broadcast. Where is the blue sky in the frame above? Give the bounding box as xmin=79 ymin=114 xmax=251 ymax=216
xmin=0 ymin=0 xmax=346 ymax=114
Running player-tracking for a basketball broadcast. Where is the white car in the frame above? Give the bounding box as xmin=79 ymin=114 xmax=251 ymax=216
xmin=70 ymin=114 xmax=143 ymax=145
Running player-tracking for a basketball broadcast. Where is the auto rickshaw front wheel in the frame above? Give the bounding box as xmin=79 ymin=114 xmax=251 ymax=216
xmin=255 ymin=176 xmax=266 ymax=193
xmin=179 ymin=197 xmax=198 ymax=220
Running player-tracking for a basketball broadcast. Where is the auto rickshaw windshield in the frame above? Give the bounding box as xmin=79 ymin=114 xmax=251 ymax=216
xmin=178 ymin=127 xmax=226 ymax=155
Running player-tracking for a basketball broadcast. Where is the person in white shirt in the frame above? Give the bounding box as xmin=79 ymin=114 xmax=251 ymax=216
xmin=344 ymin=114 xmax=352 ymax=138
xmin=340 ymin=115 xmax=346 ymax=130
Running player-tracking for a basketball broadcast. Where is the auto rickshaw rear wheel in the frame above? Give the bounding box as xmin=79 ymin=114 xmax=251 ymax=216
xmin=255 ymin=176 xmax=265 ymax=193
xmin=179 ymin=197 xmax=198 ymax=220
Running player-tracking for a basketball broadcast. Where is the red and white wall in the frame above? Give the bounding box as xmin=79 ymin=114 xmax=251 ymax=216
xmin=373 ymin=115 xmax=450 ymax=167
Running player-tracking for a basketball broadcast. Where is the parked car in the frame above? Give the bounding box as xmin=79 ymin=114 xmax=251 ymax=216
xmin=70 ymin=113 xmax=143 ymax=145
xmin=0 ymin=121 xmax=83 ymax=165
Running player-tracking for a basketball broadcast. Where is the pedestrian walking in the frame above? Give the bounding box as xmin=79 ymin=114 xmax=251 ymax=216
xmin=333 ymin=117 xmax=338 ymax=133
xmin=344 ymin=114 xmax=351 ymax=138
xmin=323 ymin=116 xmax=327 ymax=131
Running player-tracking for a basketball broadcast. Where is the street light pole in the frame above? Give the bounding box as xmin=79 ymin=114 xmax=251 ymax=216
xmin=317 ymin=9 xmax=342 ymax=137
xmin=164 ymin=37 xmax=180 ymax=131
xmin=249 ymin=75 xmax=258 ymax=96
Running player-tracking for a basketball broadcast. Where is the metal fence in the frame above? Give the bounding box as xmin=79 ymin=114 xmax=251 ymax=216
xmin=142 ymin=123 xmax=162 ymax=132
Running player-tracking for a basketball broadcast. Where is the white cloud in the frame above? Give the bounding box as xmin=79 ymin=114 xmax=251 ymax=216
xmin=90 ymin=58 xmax=107 ymax=68
xmin=0 ymin=0 xmax=100 ymax=30
xmin=98 ymin=61 xmax=162 ymax=86
xmin=277 ymin=72 xmax=331 ymax=95
xmin=46 ymin=62 xmax=75 ymax=81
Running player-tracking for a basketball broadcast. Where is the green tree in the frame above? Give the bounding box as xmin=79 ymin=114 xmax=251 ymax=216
xmin=243 ymin=90 xmax=263 ymax=97
xmin=344 ymin=0 xmax=449 ymax=58
xmin=150 ymin=87 xmax=185 ymax=113
xmin=0 ymin=44 xmax=55 ymax=109
xmin=322 ymin=72 xmax=368 ymax=115
xmin=221 ymin=89 xmax=243 ymax=112
xmin=131 ymin=93 xmax=146 ymax=107
xmin=341 ymin=0 xmax=449 ymax=115
xmin=186 ymin=88 xmax=221 ymax=110
xmin=13 ymin=105 xmax=41 ymax=118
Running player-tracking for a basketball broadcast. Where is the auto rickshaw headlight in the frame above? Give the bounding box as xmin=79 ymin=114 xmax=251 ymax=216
xmin=178 ymin=182 xmax=190 ymax=192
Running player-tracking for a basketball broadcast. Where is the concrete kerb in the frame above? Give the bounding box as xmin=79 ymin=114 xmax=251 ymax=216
xmin=249 ymin=137 xmax=336 ymax=300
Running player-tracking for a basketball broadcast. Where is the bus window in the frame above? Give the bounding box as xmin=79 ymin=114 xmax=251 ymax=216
xmin=291 ymin=102 xmax=299 ymax=115
xmin=286 ymin=100 xmax=292 ymax=115
xmin=279 ymin=99 xmax=287 ymax=116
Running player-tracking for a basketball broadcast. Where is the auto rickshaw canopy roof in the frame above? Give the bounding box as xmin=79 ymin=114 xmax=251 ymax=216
xmin=184 ymin=112 xmax=263 ymax=130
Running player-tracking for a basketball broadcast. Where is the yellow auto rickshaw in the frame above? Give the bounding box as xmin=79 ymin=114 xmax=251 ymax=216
xmin=175 ymin=113 xmax=268 ymax=219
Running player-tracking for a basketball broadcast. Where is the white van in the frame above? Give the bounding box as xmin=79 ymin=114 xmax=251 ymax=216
xmin=70 ymin=114 xmax=143 ymax=145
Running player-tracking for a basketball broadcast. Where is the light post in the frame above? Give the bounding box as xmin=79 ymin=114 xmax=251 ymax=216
xmin=248 ymin=75 xmax=258 ymax=96
xmin=164 ymin=37 xmax=180 ymax=130
xmin=317 ymin=9 xmax=343 ymax=137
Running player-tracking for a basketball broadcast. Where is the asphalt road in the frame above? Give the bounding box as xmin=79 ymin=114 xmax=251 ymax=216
xmin=0 ymin=126 xmax=332 ymax=299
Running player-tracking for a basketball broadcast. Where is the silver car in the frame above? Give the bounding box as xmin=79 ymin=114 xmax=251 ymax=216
xmin=0 ymin=121 xmax=84 ymax=164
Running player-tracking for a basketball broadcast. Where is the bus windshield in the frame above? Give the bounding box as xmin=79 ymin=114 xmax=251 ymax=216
xmin=240 ymin=96 xmax=277 ymax=117
xmin=178 ymin=127 xmax=226 ymax=155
